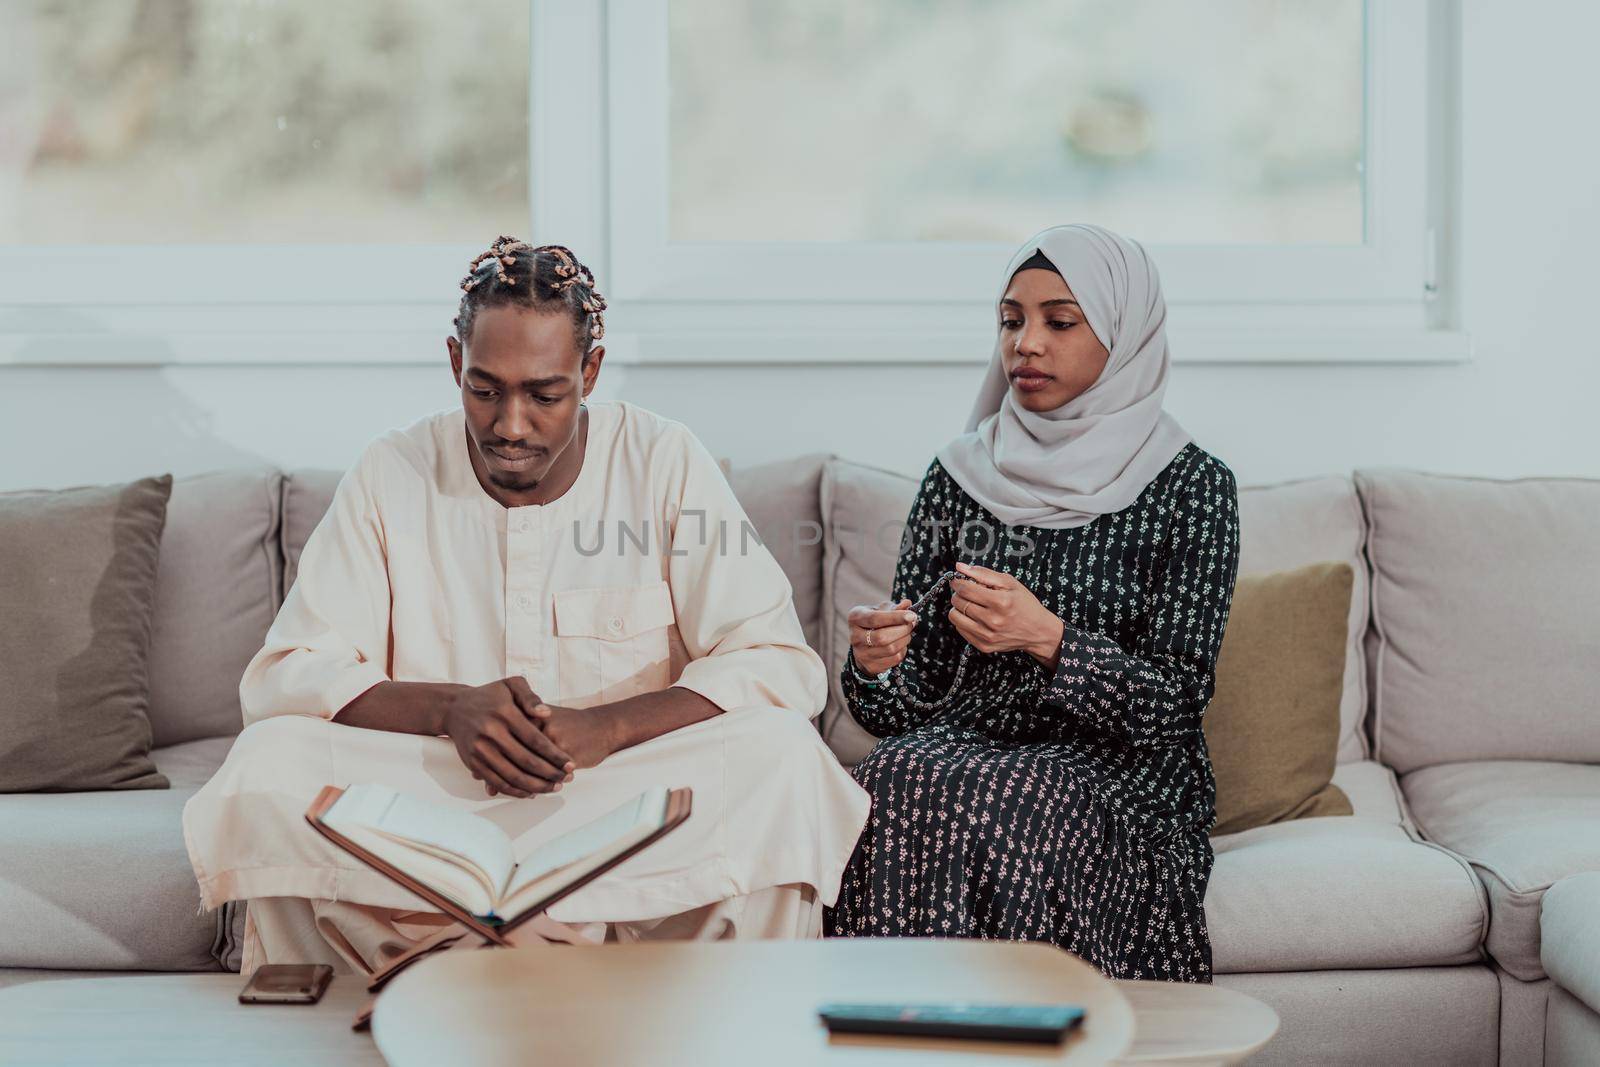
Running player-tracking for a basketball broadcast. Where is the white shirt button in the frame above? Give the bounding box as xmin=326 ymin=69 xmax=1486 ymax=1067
xmin=515 ymin=517 xmax=532 ymax=533
xmin=607 ymin=616 xmax=624 ymax=634
xmin=517 ymin=594 xmax=533 ymax=612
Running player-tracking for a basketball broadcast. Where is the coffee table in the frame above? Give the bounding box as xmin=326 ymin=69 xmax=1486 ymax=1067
xmin=1115 ymin=980 xmax=1279 ymax=1065
xmin=0 ymin=947 xmax=1277 ymax=1065
xmin=0 ymin=970 xmax=385 ymax=1066
xmin=371 ymin=940 xmax=1275 ymax=1066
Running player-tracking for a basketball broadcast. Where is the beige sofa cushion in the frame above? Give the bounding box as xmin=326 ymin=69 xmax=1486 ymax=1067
xmin=0 ymin=736 xmax=233 ymax=970
xmin=1209 ymin=758 xmax=1484 ymax=979
xmin=726 ymin=454 xmax=829 ymax=657
xmin=1207 ymin=810 xmax=1487 ymax=973
xmin=1215 ymin=969 xmax=1499 ymax=1067
xmin=1204 ymin=562 xmax=1354 ymax=836
xmin=1331 ymin=758 xmax=1407 ymax=824
xmin=818 ymin=460 xmax=918 ymax=765
xmin=1403 ymin=760 xmax=1600 ymax=981
xmin=0 ymin=476 xmax=172 ymax=792
xmin=146 ymin=470 xmax=283 ymax=744
xmin=1356 ymin=469 xmax=1600 ymax=772
xmin=281 ymin=469 xmax=341 ymax=592
xmin=1236 ymin=475 xmax=1372 ymax=763
xmin=1542 ymin=872 xmax=1600 ymax=1015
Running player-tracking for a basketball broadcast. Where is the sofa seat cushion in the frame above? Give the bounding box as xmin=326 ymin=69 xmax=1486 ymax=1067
xmin=151 ymin=736 xmax=236 ymax=791
xmin=1402 ymin=761 xmax=1600 ymax=981
xmin=0 ymin=737 xmax=233 ymax=971
xmin=1543 ymin=872 xmax=1600 ymax=1014
xmin=1207 ymin=812 xmax=1487 ymax=974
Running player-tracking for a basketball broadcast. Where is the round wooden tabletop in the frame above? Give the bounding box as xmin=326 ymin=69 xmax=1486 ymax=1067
xmin=1116 ymin=980 xmax=1279 ymax=1064
xmin=373 ymin=939 xmax=1137 ymax=1065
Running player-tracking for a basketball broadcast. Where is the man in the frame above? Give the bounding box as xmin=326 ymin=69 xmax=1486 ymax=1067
xmin=183 ymin=237 xmax=870 ymax=974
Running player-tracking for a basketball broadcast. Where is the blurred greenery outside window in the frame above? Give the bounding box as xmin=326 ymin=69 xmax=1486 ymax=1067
xmin=667 ymin=1 xmax=1365 ymax=247
xmin=2 ymin=2 xmax=1363 ymax=250
xmin=1 ymin=1 xmax=530 ymax=244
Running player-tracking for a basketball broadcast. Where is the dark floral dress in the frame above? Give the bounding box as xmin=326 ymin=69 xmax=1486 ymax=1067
xmin=824 ymin=443 xmax=1240 ymax=982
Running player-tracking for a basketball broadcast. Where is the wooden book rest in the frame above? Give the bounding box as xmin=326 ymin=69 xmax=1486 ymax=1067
xmin=302 ymin=784 xmax=693 ymax=1030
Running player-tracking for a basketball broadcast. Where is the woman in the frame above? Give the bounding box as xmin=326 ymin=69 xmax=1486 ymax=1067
xmin=824 ymin=224 xmax=1240 ymax=983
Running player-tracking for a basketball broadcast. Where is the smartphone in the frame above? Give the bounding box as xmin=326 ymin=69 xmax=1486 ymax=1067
xmin=238 ymin=963 xmax=334 ymax=1005
xmin=818 ymin=1002 xmax=1085 ymax=1044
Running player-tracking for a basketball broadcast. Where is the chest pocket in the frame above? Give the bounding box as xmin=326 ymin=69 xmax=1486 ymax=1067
xmin=552 ymin=580 xmax=676 ymax=708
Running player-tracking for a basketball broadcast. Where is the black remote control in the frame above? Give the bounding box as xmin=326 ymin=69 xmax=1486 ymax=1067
xmin=817 ymin=1002 xmax=1086 ymax=1044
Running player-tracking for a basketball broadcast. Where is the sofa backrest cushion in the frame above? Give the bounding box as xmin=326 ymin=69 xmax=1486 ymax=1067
xmin=0 ymin=475 xmax=172 ymax=791
xmin=819 ymin=459 xmax=919 ymax=765
xmin=1236 ymin=475 xmax=1372 ymax=762
xmin=282 ymin=469 xmax=342 ymax=592
xmin=1356 ymin=469 xmax=1600 ymax=772
xmin=1203 ymin=561 xmax=1355 ymax=836
xmin=146 ymin=470 xmax=283 ymax=745
xmin=726 ymin=454 xmax=829 ymax=657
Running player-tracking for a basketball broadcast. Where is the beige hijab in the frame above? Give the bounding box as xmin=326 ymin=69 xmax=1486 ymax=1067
xmin=937 ymin=224 xmax=1191 ymax=529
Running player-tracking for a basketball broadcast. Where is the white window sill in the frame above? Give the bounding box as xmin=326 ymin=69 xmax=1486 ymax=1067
xmin=0 ymin=301 xmax=1471 ymax=367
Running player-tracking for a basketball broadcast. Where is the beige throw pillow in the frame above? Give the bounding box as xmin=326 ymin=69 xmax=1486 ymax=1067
xmin=1205 ymin=561 xmax=1354 ymax=836
xmin=0 ymin=475 xmax=172 ymax=792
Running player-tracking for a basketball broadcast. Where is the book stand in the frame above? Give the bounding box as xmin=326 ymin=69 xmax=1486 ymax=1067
xmin=302 ymin=784 xmax=693 ymax=1030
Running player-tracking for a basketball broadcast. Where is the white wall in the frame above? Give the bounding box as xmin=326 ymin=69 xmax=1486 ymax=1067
xmin=2 ymin=3 xmax=1595 ymax=493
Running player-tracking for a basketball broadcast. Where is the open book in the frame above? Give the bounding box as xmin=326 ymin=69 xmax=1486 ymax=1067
xmin=305 ymin=783 xmax=692 ymax=932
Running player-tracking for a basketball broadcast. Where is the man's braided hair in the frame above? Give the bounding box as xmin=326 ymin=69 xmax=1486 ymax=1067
xmin=453 ymin=235 xmax=607 ymax=354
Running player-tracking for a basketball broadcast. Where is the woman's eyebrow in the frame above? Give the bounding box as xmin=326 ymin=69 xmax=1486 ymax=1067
xmin=1000 ymin=297 xmax=1081 ymax=308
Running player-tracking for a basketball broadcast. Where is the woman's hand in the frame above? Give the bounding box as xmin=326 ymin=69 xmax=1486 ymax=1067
xmin=847 ymin=599 xmax=919 ymax=675
xmin=948 ymin=562 xmax=1066 ymax=669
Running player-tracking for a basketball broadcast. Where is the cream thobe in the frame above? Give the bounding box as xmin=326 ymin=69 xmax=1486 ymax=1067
xmin=182 ymin=401 xmax=870 ymax=972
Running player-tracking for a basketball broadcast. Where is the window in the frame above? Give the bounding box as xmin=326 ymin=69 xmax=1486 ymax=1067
xmin=607 ymin=0 xmax=1449 ymax=336
xmin=6 ymin=1 xmax=529 ymax=244
xmin=1 ymin=0 xmax=529 ymax=308
xmin=0 ymin=0 xmax=1461 ymax=366
xmin=667 ymin=2 xmax=1365 ymax=247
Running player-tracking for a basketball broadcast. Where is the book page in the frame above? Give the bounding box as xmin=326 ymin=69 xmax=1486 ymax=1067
xmin=501 ymin=786 xmax=670 ymax=906
xmin=324 ymin=784 xmax=516 ymax=917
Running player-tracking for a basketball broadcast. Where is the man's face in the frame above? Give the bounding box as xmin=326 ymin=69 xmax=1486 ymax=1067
xmin=447 ymin=305 xmax=601 ymax=495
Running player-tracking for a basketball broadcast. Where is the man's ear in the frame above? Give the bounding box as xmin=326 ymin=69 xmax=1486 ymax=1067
xmin=581 ymin=344 xmax=605 ymax=398
xmin=447 ymin=336 xmax=462 ymax=385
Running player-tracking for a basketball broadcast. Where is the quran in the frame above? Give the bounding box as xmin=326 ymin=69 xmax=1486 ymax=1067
xmin=305 ymin=782 xmax=692 ymax=932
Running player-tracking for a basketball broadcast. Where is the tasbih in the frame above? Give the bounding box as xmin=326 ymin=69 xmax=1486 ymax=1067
xmin=869 ymin=569 xmax=974 ymax=712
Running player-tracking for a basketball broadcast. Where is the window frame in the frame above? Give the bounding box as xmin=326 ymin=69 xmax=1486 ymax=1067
xmin=606 ymin=0 xmax=1429 ymax=306
xmin=0 ymin=0 xmax=1468 ymax=368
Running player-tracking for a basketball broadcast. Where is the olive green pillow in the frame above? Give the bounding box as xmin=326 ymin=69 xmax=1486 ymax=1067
xmin=1204 ymin=561 xmax=1354 ymax=836
xmin=0 ymin=475 xmax=173 ymax=792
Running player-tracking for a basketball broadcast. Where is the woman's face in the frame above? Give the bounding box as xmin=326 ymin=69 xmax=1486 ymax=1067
xmin=998 ymin=267 xmax=1110 ymax=412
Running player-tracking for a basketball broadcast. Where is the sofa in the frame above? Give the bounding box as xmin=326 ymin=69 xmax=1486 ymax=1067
xmin=2 ymin=455 xmax=1597 ymax=1066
